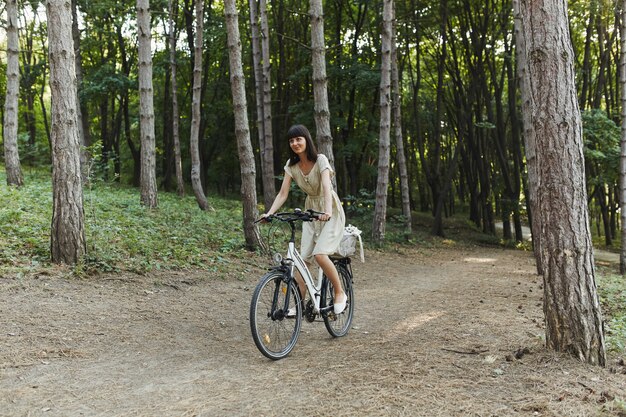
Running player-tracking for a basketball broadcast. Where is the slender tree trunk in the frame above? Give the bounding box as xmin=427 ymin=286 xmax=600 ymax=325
xmin=169 ymin=0 xmax=185 ymax=196
xmin=620 ymin=0 xmax=626 ymax=274
xmin=372 ymin=0 xmax=393 ymax=244
xmin=514 ymin=0 xmax=543 ymax=275
xmin=4 ymin=0 xmax=24 ymax=187
xmin=309 ymin=0 xmax=336 ymax=179
xmin=224 ymin=0 xmax=261 ymax=249
xmin=391 ymin=14 xmax=411 ymax=234
xmin=71 ymin=0 xmax=91 ymax=181
xmin=260 ymin=0 xmax=275 ymax=205
xmin=47 ymin=0 xmax=86 ymax=264
xmin=137 ymin=0 xmax=158 ymax=208
xmin=249 ymin=0 xmax=273 ymax=208
xmin=38 ymin=61 xmax=51 ymax=147
xmin=520 ymin=0 xmax=606 ymax=366
xmin=190 ymin=0 xmax=209 ymax=210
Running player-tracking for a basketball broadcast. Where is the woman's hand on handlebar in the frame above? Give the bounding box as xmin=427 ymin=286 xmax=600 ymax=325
xmin=256 ymin=213 xmax=272 ymax=223
xmin=317 ymin=212 xmax=331 ymax=222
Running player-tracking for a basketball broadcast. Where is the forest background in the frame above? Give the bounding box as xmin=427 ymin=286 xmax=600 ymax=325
xmin=2 ymin=0 xmax=624 ymax=245
xmin=1 ymin=0 xmax=626 ymax=365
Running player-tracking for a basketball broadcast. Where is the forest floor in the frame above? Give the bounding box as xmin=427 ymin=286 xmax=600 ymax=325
xmin=1 ymin=244 xmax=625 ymax=417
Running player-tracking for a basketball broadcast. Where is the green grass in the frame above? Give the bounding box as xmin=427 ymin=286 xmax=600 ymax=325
xmin=597 ymin=271 xmax=626 ymax=353
xmin=0 ymin=167 xmax=250 ymax=275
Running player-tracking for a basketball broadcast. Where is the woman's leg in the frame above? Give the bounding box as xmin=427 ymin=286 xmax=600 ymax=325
xmin=294 ymin=268 xmax=308 ymax=301
xmin=315 ymin=254 xmax=345 ymax=299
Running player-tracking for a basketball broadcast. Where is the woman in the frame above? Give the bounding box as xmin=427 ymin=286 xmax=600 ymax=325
xmin=262 ymin=124 xmax=347 ymax=314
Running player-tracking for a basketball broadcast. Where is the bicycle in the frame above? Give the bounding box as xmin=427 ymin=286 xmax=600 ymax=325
xmin=250 ymin=208 xmax=355 ymax=360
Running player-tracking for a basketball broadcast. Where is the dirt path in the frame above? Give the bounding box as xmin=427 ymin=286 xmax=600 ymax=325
xmin=1 ymin=245 xmax=625 ymax=417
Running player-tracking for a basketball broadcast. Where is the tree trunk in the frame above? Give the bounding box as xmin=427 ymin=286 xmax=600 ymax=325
xmin=620 ymin=0 xmax=626 ymax=274
xmin=249 ymin=0 xmax=274 ymax=209
xmin=260 ymin=0 xmax=275 ymax=206
xmin=169 ymin=0 xmax=185 ymax=196
xmin=514 ymin=0 xmax=543 ymax=275
xmin=520 ymin=0 xmax=606 ymax=366
xmin=46 ymin=0 xmax=86 ymax=264
xmin=190 ymin=0 xmax=210 ymax=210
xmin=71 ymin=0 xmax=91 ymax=182
xmin=372 ymin=0 xmax=393 ymax=245
xmin=224 ymin=0 xmax=261 ymax=250
xmin=137 ymin=0 xmax=158 ymax=208
xmin=309 ymin=0 xmax=336 ymax=179
xmin=390 ymin=7 xmax=411 ymax=234
xmin=3 ymin=0 xmax=24 ymax=187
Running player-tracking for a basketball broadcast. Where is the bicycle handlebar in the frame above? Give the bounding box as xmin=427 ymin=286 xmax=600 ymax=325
xmin=255 ymin=208 xmax=324 ymax=224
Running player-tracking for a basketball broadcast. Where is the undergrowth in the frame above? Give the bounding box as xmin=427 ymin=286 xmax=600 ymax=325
xmin=0 ymin=168 xmax=249 ymax=275
xmin=597 ymin=271 xmax=626 ymax=353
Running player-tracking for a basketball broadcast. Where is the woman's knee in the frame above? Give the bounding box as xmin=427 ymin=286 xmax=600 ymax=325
xmin=314 ymin=253 xmax=329 ymax=263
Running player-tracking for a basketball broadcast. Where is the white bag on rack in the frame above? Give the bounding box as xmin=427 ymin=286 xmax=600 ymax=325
xmin=337 ymin=224 xmax=365 ymax=262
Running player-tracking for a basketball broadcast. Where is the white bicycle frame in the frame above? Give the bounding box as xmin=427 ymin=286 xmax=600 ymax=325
xmin=285 ymin=240 xmax=327 ymax=314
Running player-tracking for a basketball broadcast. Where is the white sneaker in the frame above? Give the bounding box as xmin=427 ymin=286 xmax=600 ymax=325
xmin=333 ymin=293 xmax=347 ymax=314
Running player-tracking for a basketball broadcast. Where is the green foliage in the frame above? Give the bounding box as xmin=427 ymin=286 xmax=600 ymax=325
xmin=0 ymin=166 xmax=250 ymax=275
xmin=343 ymin=189 xmax=375 ymax=217
xmin=582 ymin=109 xmax=621 ymax=185
xmin=597 ymin=272 xmax=626 ymax=353
xmin=0 ymin=171 xmax=52 ymax=270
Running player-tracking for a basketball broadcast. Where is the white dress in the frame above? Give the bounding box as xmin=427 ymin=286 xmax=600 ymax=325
xmin=284 ymin=154 xmax=346 ymax=263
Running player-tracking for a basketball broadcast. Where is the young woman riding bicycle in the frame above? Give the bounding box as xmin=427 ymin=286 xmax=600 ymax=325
xmin=261 ymin=124 xmax=347 ymax=315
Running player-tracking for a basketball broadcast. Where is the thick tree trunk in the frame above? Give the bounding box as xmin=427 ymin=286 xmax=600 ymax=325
xmin=520 ymin=0 xmax=606 ymax=366
xmin=372 ymin=0 xmax=393 ymax=245
xmin=46 ymin=0 xmax=86 ymax=264
xmin=4 ymin=0 xmax=24 ymax=187
xmin=168 ymin=0 xmax=185 ymax=196
xmin=224 ymin=0 xmax=261 ymax=250
xmin=309 ymin=0 xmax=336 ymax=179
xmin=190 ymin=0 xmax=209 ymax=210
xmin=620 ymin=0 xmax=626 ymax=274
xmin=137 ymin=0 xmax=158 ymax=208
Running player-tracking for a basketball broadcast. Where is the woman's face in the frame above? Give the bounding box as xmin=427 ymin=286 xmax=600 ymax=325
xmin=289 ymin=136 xmax=307 ymax=154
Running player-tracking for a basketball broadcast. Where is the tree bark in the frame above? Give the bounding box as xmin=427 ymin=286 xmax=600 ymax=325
xmin=190 ymin=0 xmax=210 ymax=210
xmin=390 ymin=5 xmax=411 ymax=234
xmin=168 ymin=0 xmax=185 ymax=196
xmin=309 ymin=0 xmax=336 ymax=180
xmin=249 ymin=0 xmax=274 ymax=209
xmin=260 ymin=0 xmax=275 ymax=206
xmin=224 ymin=0 xmax=261 ymax=250
xmin=372 ymin=0 xmax=393 ymax=245
xmin=620 ymin=0 xmax=626 ymax=274
xmin=519 ymin=0 xmax=606 ymax=366
xmin=46 ymin=0 xmax=86 ymax=264
xmin=514 ymin=0 xmax=543 ymax=275
xmin=3 ymin=0 xmax=24 ymax=187
xmin=71 ymin=0 xmax=91 ymax=182
xmin=137 ymin=0 xmax=158 ymax=208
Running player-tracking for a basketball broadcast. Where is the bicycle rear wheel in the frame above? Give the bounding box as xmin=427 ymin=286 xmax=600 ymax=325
xmin=321 ymin=262 xmax=354 ymax=337
xmin=250 ymin=271 xmax=302 ymax=360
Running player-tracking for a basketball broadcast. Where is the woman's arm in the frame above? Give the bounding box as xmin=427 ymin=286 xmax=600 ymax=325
xmin=264 ymin=174 xmax=292 ymax=215
xmin=320 ymin=169 xmax=333 ymax=221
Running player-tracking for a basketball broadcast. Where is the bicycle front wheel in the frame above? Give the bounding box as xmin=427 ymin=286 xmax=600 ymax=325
xmin=322 ymin=263 xmax=354 ymax=337
xmin=249 ymin=271 xmax=302 ymax=360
